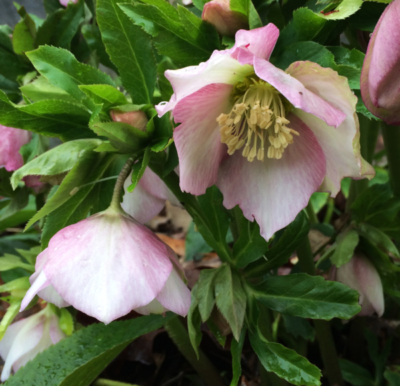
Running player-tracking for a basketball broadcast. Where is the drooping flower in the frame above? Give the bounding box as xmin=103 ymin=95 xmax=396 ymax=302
xmin=156 ymin=24 xmax=374 ymax=241
xmin=0 ymin=306 xmax=65 ymax=381
xmin=0 ymin=125 xmax=31 ymax=172
xmin=20 ymin=207 xmax=191 ymax=324
xmin=202 ymin=0 xmax=248 ymax=37
xmin=361 ymin=0 xmax=400 ymax=124
xmin=335 ymin=254 xmax=384 ymax=317
xmin=121 ymin=169 xmax=181 ymax=224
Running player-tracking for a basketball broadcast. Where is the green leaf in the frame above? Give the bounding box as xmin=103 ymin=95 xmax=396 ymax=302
xmin=25 ymin=152 xmax=110 ymax=230
xmin=59 ymin=309 xmax=74 ymax=336
xmin=97 ymin=0 xmax=156 ymax=104
xmin=251 ymin=273 xmax=361 ymax=320
xmin=250 ymin=329 xmax=321 ymax=386
xmin=120 ymin=1 xmax=220 ymax=67
xmin=79 ymin=85 xmax=128 ymax=111
xmin=11 ymin=139 xmax=103 ymax=189
xmin=0 ymin=91 xmax=93 ymax=141
xmin=195 ymin=268 xmax=220 ymax=322
xmin=127 ymin=149 xmax=151 ymax=192
xmin=330 ymin=229 xmax=359 ymax=267
xmin=0 ymin=254 xmax=34 ymax=272
xmin=36 ymin=0 xmax=85 ymax=49
xmin=317 ymin=0 xmax=363 ymax=20
xmin=12 ymin=18 xmax=35 ymax=55
xmin=214 ymin=265 xmax=246 ymax=341
xmin=385 ymin=370 xmax=400 ymax=386
xmin=230 ymin=328 xmax=246 ymax=386
xmin=233 ymin=210 xmax=270 ymax=269
xmin=244 ymin=212 xmax=310 ymax=278
xmin=187 ymin=295 xmax=202 ymax=356
xmin=282 ymin=314 xmax=315 ymax=341
xmin=185 ymin=221 xmax=213 ymax=261
xmin=0 ymin=300 xmax=22 ymax=340
xmin=44 ymin=0 xmax=63 ymax=14
xmin=339 ymin=359 xmax=374 ymax=386
xmin=26 ymin=46 xmax=115 ymax=106
xmin=5 ymin=314 xmax=173 ymax=386
xmin=0 ymin=277 xmax=31 ymax=292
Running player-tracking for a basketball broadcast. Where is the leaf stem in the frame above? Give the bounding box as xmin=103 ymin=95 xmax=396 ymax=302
xmin=305 ymin=202 xmax=318 ymax=224
xmin=93 ymin=379 xmax=137 ymax=386
xmin=109 ymin=157 xmax=135 ymax=211
xmin=382 ymin=123 xmax=400 ymax=197
xmin=164 ymin=316 xmax=225 ymax=386
xmin=296 ymin=237 xmax=344 ymax=386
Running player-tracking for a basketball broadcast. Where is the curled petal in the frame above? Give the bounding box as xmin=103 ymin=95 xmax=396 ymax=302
xmin=361 ymin=0 xmax=400 ymax=124
xmin=287 ymin=61 xmax=374 ymax=195
xmin=173 ymin=83 xmax=233 ymax=195
xmin=217 ymin=114 xmax=326 ymax=240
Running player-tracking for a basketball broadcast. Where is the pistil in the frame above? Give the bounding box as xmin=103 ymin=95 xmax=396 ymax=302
xmin=217 ymin=80 xmax=299 ymax=161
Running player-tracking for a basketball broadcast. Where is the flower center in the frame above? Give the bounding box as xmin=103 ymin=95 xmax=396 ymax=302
xmin=217 ymin=79 xmax=299 ymax=162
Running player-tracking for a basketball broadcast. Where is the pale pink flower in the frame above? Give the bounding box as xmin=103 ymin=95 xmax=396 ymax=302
xmin=59 ymin=0 xmax=78 ymax=6
xmin=361 ymin=0 xmax=400 ymax=124
xmin=156 ymin=24 xmax=374 ymax=241
xmin=20 ymin=208 xmax=191 ymax=324
xmin=335 ymin=254 xmax=384 ymax=317
xmin=121 ymin=168 xmax=181 ymax=224
xmin=0 ymin=125 xmax=31 ymax=172
xmin=0 ymin=306 xmax=65 ymax=381
xmin=202 ymin=0 xmax=248 ymax=37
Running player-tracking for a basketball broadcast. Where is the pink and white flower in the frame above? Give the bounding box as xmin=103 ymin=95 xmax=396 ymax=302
xmin=0 ymin=306 xmax=65 ymax=381
xmin=121 ymin=168 xmax=181 ymax=224
xmin=20 ymin=208 xmax=191 ymax=324
xmin=361 ymin=0 xmax=400 ymax=124
xmin=59 ymin=0 xmax=78 ymax=6
xmin=335 ymin=254 xmax=384 ymax=317
xmin=156 ymin=24 xmax=374 ymax=241
xmin=202 ymin=0 xmax=249 ymax=37
xmin=0 ymin=125 xmax=31 ymax=172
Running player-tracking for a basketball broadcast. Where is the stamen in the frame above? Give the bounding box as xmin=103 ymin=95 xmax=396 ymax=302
xmin=218 ymin=80 xmax=298 ymax=161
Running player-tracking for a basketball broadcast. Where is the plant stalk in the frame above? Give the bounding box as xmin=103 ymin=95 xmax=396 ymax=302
xmin=382 ymin=123 xmax=400 ymax=197
xmin=164 ymin=317 xmax=225 ymax=386
xmin=109 ymin=157 xmax=135 ymax=211
xmin=296 ymin=238 xmax=344 ymax=386
xmin=93 ymin=380 xmax=137 ymax=386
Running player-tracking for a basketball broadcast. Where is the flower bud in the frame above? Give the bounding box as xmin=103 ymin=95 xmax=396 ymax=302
xmin=0 ymin=125 xmax=31 ymax=172
xmin=110 ymin=109 xmax=148 ymax=131
xmin=336 ymin=254 xmax=384 ymax=317
xmin=60 ymin=0 xmax=78 ymax=6
xmin=0 ymin=306 xmax=65 ymax=381
xmin=202 ymin=0 xmax=248 ymax=37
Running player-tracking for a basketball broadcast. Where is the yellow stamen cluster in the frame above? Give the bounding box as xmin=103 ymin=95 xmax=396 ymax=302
xmin=217 ymin=80 xmax=299 ymax=161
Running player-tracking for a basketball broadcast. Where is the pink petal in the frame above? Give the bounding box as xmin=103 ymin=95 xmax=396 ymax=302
xmin=44 ymin=212 xmax=173 ymax=324
xmin=0 ymin=319 xmax=30 ymax=361
xmin=217 ymin=114 xmax=326 ymax=241
xmin=173 ymin=83 xmax=233 ymax=195
xmin=0 ymin=126 xmax=31 ymax=172
xmin=232 ymin=24 xmax=280 ymax=61
xmin=156 ymin=53 xmax=253 ymax=116
xmin=156 ymin=268 xmax=191 ymax=317
xmin=250 ymin=57 xmax=346 ymax=128
xmin=20 ymin=271 xmax=50 ymax=311
xmin=48 ymin=314 xmax=66 ymax=344
xmin=361 ymin=0 xmax=400 ymax=124
xmin=287 ymin=61 xmax=375 ymax=195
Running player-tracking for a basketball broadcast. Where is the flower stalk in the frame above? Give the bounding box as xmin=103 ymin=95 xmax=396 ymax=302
xmin=110 ymin=157 xmax=136 ymax=211
xmin=296 ymin=237 xmax=344 ymax=386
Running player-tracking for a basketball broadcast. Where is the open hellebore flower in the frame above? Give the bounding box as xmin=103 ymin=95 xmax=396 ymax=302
xmin=156 ymin=24 xmax=374 ymax=241
xmin=0 ymin=125 xmax=31 ymax=172
xmin=202 ymin=0 xmax=248 ymax=37
xmin=336 ymin=254 xmax=384 ymax=317
xmin=361 ymin=0 xmax=400 ymax=124
xmin=20 ymin=208 xmax=191 ymax=324
xmin=0 ymin=306 xmax=65 ymax=381
xmin=121 ymin=168 xmax=181 ymax=224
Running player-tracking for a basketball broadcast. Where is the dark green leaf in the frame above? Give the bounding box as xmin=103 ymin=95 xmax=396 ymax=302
xmin=251 ymin=273 xmax=361 ymax=320
xmin=385 ymin=370 xmax=400 ymax=386
xmin=250 ymin=329 xmax=321 ymax=386
xmin=12 ymin=18 xmax=35 ymax=55
xmin=5 ymin=314 xmax=173 ymax=386
xmin=185 ymin=221 xmax=213 ymax=261
xmin=187 ymin=294 xmax=202 ymax=356
xmin=97 ymin=0 xmax=157 ymax=104
xmin=127 ymin=148 xmax=151 ymax=192
xmin=195 ymin=268 xmax=220 ymax=322
xmin=282 ymin=314 xmax=315 ymax=341
xmin=330 ymin=229 xmax=359 ymax=267
xmin=244 ymin=212 xmax=309 ymax=278
xmin=214 ymin=265 xmax=246 ymax=341
xmin=339 ymin=359 xmax=374 ymax=386
xmin=230 ymin=328 xmax=246 ymax=386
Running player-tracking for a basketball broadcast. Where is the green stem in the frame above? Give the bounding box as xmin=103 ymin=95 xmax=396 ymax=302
xmin=382 ymin=123 xmax=400 ymax=197
xmin=164 ymin=317 xmax=225 ymax=386
xmin=296 ymin=238 xmax=344 ymax=386
xmin=305 ymin=202 xmax=318 ymax=224
xmin=323 ymin=198 xmax=335 ymax=224
xmin=150 ymin=164 xmax=232 ymax=263
xmin=230 ymin=206 xmax=242 ymax=242
xmin=109 ymin=157 xmax=135 ymax=211
xmin=93 ymin=380 xmax=136 ymax=386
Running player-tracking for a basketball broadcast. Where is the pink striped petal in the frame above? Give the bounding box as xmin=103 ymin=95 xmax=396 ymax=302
xmin=287 ymin=61 xmax=374 ymax=195
xmin=173 ymin=83 xmax=233 ymax=195
xmin=217 ymin=114 xmax=326 ymax=241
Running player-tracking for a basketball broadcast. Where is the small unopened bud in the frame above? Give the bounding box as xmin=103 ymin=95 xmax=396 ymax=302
xmin=202 ymin=0 xmax=248 ymax=37
xmin=336 ymin=254 xmax=384 ymax=317
xmin=60 ymin=0 xmax=78 ymax=6
xmin=110 ymin=110 xmax=148 ymax=132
